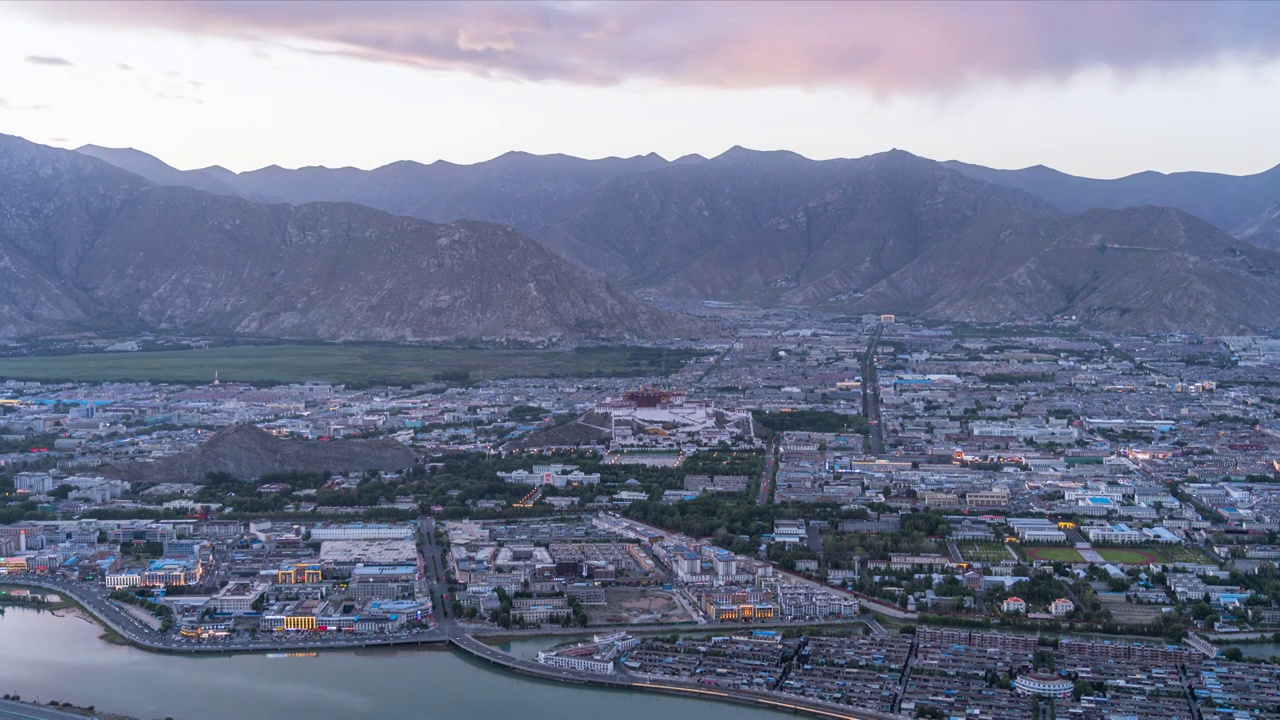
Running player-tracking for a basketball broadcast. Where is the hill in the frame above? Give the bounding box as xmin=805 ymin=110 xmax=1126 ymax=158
xmin=75 ymin=138 xmax=1280 ymax=333
xmin=75 ymin=144 xmax=262 ymax=200
xmin=941 ymin=159 xmax=1280 ymax=249
xmin=101 ymin=424 xmax=417 ymax=483
xmin=0 ymin=134 xmax=697 ymax=343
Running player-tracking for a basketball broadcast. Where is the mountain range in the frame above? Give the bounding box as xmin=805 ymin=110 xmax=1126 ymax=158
xmin=81 ymin=143 xmax=1280 ymax=255
xmin=0 ymin=134 xmax=695 ymax=343
xmin=71 ymin=140 xmax=1280 ymax=334
xmin=3 ymin=133 xmax=1279 ymax=338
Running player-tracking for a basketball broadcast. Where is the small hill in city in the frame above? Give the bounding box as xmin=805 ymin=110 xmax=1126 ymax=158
xmin=103 ymin=423 xmax=417 ymax=483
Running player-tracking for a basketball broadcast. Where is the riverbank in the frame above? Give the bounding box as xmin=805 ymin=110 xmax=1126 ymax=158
xmin=0 ymin=608 xmax=789 ymax=720
xmin=3 ymin=578 xmax=882 ymax=720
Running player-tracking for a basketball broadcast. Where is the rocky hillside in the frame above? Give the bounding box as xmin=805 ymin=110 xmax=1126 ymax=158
xmin=102 ymin=423 xmax=417 ymax=483
xmin=544 ymin=149 xmax=1280 ymax=333
xmin=79 ymin=144 xmax=671 ymax=238
xmin=73 ymin=138 xmax=1280 ymax=333
xmin=0 ymin=134 xmax=697 ymax=343
xmin=941 ymin=159 xmax=1280 ymax=248
xmin=76 ymin=144 xmax=258 ymax=199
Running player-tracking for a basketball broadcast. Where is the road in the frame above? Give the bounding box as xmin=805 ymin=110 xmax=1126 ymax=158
xmin=756 ymin=439 xmax=777 ymax=505
xmin=418 ymin=516 xmax=449 ymax=619
xmin=1 ymin=574 xmax=446 ymax=653
xmin=450 ymin=633 xmax=899 ymax=720
xmin=862 ymin=327 xmax=885 ymax=456
xmin=8 ymin=557 xmax=904 ymax=720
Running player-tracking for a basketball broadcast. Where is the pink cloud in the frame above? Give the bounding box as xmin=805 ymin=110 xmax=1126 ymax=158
xmin=20 ymin=0 xmax=1280 ymax=91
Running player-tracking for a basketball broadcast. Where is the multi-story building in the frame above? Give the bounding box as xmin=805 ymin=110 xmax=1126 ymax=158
xmin=211 ymin=582 xmax=266 ymax=614
xmin=921 ymin=492 xmax=962 ymax=509
xmin=309 ymin=523 xmax=415 ymax=541
xmin=966 ymin=490 xmax=1011 ymax=509
xmin=142 ymin=558 xmax=201 ymax=586
xmin=1002 ymin=597 xmax=1027 ymax=613
xmin=1084 ymin=523 xmax=1143 ymax=544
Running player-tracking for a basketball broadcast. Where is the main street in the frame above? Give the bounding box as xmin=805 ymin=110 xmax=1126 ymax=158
xmin=862 ymin=326 xmax=885 ymax=455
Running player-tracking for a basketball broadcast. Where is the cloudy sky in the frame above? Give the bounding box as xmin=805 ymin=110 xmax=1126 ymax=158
xmin=2 ymin=0 xmax=1279 ymax=177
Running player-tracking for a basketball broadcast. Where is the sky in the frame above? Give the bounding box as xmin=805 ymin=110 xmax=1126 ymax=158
xmin=2 ymin=0 xmax=1279 ymax=178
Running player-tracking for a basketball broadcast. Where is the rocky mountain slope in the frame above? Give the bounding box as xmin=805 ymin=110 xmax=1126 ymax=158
xmin=71 ymin=139 xmax=1280 ymax=333
xmin=76 ymin=144 xmax=258 ymax=200
xmin=0 ymin=134 xmax=697 ymax=342
xmin=101 ymin=423 xmax=416 ymax=483
xmin=941 ymin=159 xmax=1280 ymax=249
xmin=543 ymin=149 xmax=1280 ymax=333
xmin=79 ymin=144 xmax=674 ymax=238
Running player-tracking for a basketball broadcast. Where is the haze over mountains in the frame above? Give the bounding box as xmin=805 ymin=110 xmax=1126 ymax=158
xmin=68 ymin=139 xmax=1280 ymax=335
xmin=0 ymin=134 xmax=694 ymax=343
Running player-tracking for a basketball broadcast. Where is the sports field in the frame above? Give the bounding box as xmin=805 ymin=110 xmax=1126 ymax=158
xmin=1161 ymin=545 xmax=1210 ymax=563
xmin=959 ymin=543 xmax=1012 ymax=563
xmin=1095 ymin=548 xmax=1166 ymax=565
xmin=1023 ymin=547 xmax=1085 ymax=563
xmin=0 ymin=345 xmax=704 ymax=387
xmin=1024 ymin=546 xmax=1167 ymax=564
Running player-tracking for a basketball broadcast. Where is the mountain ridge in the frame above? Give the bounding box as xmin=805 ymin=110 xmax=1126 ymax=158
xmin=65 ymin=138 xmax=1280 ymax=333
xmin=2 ymin=134 xmax=700 ymax=343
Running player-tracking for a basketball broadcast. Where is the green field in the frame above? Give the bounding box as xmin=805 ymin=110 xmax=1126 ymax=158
xmin=1161 ymin=545 xmax=1210 ymax=563
xmin=0 ymin=345 xmax=704 ymax=387
xmin=1096 ymin=548 xmax=1166 ymax=564
xmin=959 ymin=543 xmax=1012 ymax=563
xmin=1024 ymin=547 xmax=1086 ymax=563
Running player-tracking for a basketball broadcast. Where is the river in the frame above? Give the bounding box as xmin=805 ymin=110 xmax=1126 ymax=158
xmin=1220 ymin=641 xmax=1280 ymax=660
xmin=0 ymin=608 xmax=784 ymax=720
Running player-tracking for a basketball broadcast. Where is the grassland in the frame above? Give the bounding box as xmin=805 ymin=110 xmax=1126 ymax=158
xmin=0 ymin=344 xmax=705 ymax=387
xmin=958 ymin=543 xmax=1013 ymax=563
xmin=1023 ymin=547 xmax=1086 ymax=563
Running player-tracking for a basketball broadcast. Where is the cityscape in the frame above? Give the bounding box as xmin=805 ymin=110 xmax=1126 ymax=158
xmin=3 ymin=1 xmax=1280 ymax=720
xmin=4 ymin=312 xmax=1280 ymax=720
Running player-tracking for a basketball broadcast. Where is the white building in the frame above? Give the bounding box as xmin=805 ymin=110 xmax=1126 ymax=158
xmin=105 ymin=572 xmax=142 ymax=589
xmin=1084 ymin=523 xmax=1143 ymax=544
xmin=498 ymin=465 xmax=601 ymax=488
xmin=309 ymin=523 xmax=415 ymax=541
xmin=1002 ymin=597 xmax=1027 ymax=613
xmin=1050 ymin=598 xmax=1075 ymax=617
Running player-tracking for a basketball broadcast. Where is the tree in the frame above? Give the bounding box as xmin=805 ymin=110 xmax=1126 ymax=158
xmin=1222 ymin=647 xmax=1244 ymax=662
xmin=49 ymin=484 xmax=76 ymax=499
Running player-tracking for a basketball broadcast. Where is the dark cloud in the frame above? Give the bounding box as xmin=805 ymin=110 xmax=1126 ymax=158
xmin=25 ymin=55 xmax=74 ymax=66
xmin=20 ymin=1 xmax=1280 ymax=91
xmin=117 ymin=62 xmax=132 ymax=71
